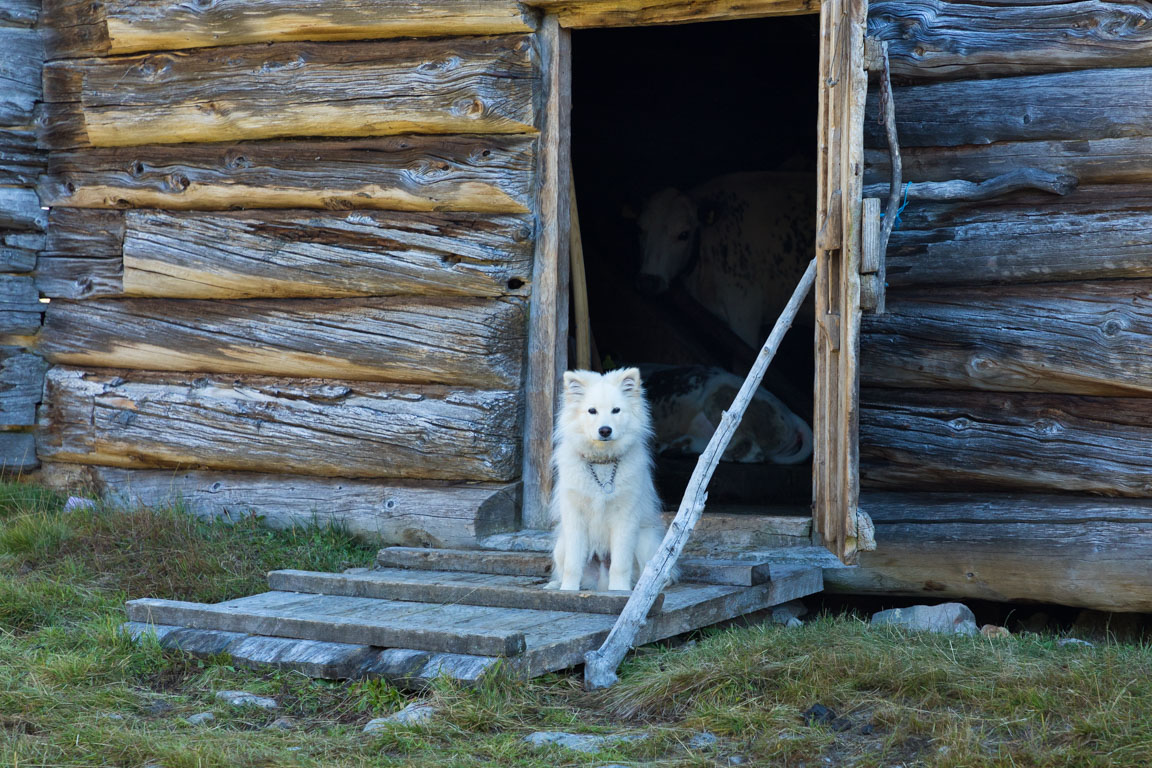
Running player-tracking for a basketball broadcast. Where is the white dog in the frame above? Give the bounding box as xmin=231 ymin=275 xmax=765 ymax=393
xmin=545 ymin=368 xmax=668 ymax=592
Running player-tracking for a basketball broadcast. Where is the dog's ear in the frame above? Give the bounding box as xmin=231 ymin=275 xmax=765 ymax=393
xmin=619 ymin=368 xmax=642 ymax=394
xmin=563 ymin=371 xmax=587 ymax=399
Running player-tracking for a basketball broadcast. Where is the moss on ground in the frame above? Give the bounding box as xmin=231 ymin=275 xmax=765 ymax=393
xmin=0 ymin=480 xmax=1149 ymax=767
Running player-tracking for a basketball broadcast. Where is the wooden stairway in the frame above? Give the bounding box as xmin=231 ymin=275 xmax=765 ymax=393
xmin=123 ymin=544 xmax=829 ymax=685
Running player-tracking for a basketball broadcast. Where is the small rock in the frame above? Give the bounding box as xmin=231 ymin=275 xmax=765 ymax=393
xmin=687 ymin=731 xmax=718 ymax=749
xmin=523 ymin=730 xmax=645 ymax=753
xmin=215 ymin=690 xmax=278 ymax=710
xmin=104 ymin=713 xmax=125 ymax=721
xmin=771 ymin=600 xmax=808 ymax=627
xmin=860 ymin=723 xmax=875 ymax=735
xmin=1057 ymin=637 xmax=1095 ymax=648
xmin=144 ymin=700 xmax=173 ymax=716
xmin=801 ymin=704 xmax=851 ymax=732
xmin=981 ymin=624 xmax=1011 ymax=639
xmin=185 ymin=712 xmax=214 ymax=726
xmin=63 ymin=496 xmax=97 ymax=513
xmin=871 ymin=603 xmax=978 ymax=636
xmin=266 ymin=717 xmax=296 ymax=731
xmin=727 ymin=756 xmax=748 ymax=766
xmin=363 ymin=703 xmax=437 ymax=732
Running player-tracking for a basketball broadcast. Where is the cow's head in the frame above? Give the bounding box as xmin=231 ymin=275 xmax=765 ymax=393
xmin=636 ymin=187 xmax=697 ymax=296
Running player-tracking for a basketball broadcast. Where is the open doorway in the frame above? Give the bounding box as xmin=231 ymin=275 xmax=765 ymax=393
xmin=570 ymin=16 xmax=821 ymax=516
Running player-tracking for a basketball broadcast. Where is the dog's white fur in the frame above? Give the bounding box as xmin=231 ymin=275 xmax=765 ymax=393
xmin=545 ymin=368 xmax=667 ymax=592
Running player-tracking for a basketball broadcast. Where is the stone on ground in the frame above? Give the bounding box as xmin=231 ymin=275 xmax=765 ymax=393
xmin=215 ymin=690 xmax=278 ymax=710
xmin=980 ymin=624 xmax=1011 ymax=638
xmin=185 ymin=712 xmax=214 ymax=726
xmin=363 ymin=703 xmax=437 ymax=732
xmin=523 ymin=731 xmax=647 ymax=753
xmin=688 ymin=731 xmax=719 ymax=749
xmin=871 ymin=603 xmax=978 ymax=636
xmin=771 ymin=600 xmax=808 ymax=627
xmin=1057 ymin=637 xmax=1095 ymax=648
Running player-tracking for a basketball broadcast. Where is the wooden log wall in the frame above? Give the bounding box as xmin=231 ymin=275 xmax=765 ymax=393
xmin=0 ymin=0 xmax=47 ymax=472
xmin=859 ymin=1 xmax=1152 ymax=610
xmin=30 ymin=0 xmax=550 ymax=545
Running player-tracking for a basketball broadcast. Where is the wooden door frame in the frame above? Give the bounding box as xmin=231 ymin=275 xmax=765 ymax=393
xmin=520 ymin=1 xmax=826 ymax=531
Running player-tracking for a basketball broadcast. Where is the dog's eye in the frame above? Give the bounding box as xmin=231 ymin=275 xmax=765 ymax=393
xmin=611 ymin=407 xmax=620 ymax=414
xmin=588 ymin=408 xmax=597 ymax=415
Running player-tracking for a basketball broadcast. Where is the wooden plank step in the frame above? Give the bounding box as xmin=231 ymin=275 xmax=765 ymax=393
xmin=268 ymin=568 xmax=664 ymax=615
xmin=375 ymin=547 xmax=773 ymax=586
xmin=125 ymin=593 xmax=527 ymax=657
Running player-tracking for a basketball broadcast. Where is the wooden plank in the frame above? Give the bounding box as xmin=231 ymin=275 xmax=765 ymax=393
xmin=0 ymin=27 xmax=41 ymax=127
xmin=39 ymin=296 xmax=526 ymax=388
xmin=375 ymin=546 xmax=775 ymax=586
xmin=39 ymin=209 xmax=533 ymax=299
xmin=881 ymin=186 xmax=1152 ymax=286
xmin=0 ymin=129 xmax=43 ymax=186
xmin=868 ymin=0 xmax=1152 ymax=81
xmin=865 ymin=137 xmax=1152 ymax=189
xmin=268 ymin=568 xmax=664 ymax=615
xmin=126 ymin=593 xmax=529 ymax=657
xmin=39 ymin=136 xmax=535 ymax=213
xmin=862 ymin=281 xmax=1152 ymax=396
xmin=524 ymin=0 xmax=818 ymax=28
xmin=521 ymin=16 xmax=571 ymax=529
xmin=824 ymin=492 xmax=1152 ymax=612
xmin=35 ymin=257 xmax=122 ymax=299
xmin=39 ymin=465 xmax=520 ymax=548
xmin=0 ymin=247 xmax=35 ymax=273
xmin=42 ymin=0 xmax=535 ymax=58
xmin=0 ymin=188 xmax=46 ymax=232
xmin=41 ymin=36 xmax=538 ymax=148
xmin=0 ymin=274 xmax=43 ymax=334
xmin=860 ymin=389 xmax=1152 ymax=497
xmin=0 ymin=431 xmax=36 ymax=472
xmin=39 ymin=367 xmax=522 ymax=482
xmin=0 ymin=347 xmax=46 ymax=426
xmin=863 ymin=68 xmax=1152 ymax=148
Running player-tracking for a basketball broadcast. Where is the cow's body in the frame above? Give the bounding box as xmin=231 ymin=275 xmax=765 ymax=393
xmin=638 ymin=172 xmax=816 ymax=347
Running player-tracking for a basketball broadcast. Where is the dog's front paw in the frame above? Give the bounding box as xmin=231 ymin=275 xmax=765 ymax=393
xmin=542 ymin=579 xmax=561 ymax=590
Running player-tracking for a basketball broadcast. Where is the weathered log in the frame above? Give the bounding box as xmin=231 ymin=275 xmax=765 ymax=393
xmin=869 ymin=0 xmax=1152 ymax=82
xmin=0 ymin=27 xmax=41 ymax=127
xmin=0 ymin=0 xmax=38 ymax=27
xmin=39 ymin=367 xmax=522 ymax=481
xmin=0 ymin=274 xmax=43 ymax=334
xmin=39 ymin=464 xmax=520 ymax=548
xmin=883 ymin=188 xmax=1152 ymax=286
xmin=37 ymin=208 xmax=533 ymax=299
xmin=0 ymin=432 xmax=36 ymax=472
xmin=0 ymin=187 xmax=46 ymax=231
xmin=0 ymin=347 xmax=46 ymax=426
xmin=862 ymin=281 xmax=1152 ymax=396
xmin=37 ymin=207 xmax=124 ymax=298
xmin=39 ymin=136 xmax=535 ymax=213
xmin=825 ymin=491 xmax=1152 ymax=613
xmin=524 ymin=0 xmax=818 ymax=27
xmin=0 ymin=129 xmax=43 ymax=185
xmin=0 ymin=247 xmax=35 ymax=273
xmin=39 ymin=296 xmax=527 ymax=388
xmin=42 ymin=0 xmax=535 ymax=58
xmin=41 ymin=36 xmax=537 ymax=148
xmin=862 ymin=168 xmax=1076 ymax=204
xmin=35 ymin=257 xmax=121 ymax=299
xmin=864 ymin=68 xmax=1152 ymax=148
xmin=860 ymin=389 xmax=1152 ymax=497
xmin=865 ymin=137 xmax=1152 ymax=188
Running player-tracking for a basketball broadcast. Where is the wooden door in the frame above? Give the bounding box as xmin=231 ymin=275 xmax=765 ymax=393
xmin=813 ymin=0 xmax=870 ymax=564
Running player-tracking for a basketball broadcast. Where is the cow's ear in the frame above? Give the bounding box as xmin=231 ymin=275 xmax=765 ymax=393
xmin=619 ymin=368 xmax=642 ymax=395
xmin=564 ymin=371 xmax=587 ymax=400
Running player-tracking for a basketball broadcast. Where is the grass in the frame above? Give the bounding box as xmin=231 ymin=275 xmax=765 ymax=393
xmin=0 ymin=480 xmax=1149 ymax=767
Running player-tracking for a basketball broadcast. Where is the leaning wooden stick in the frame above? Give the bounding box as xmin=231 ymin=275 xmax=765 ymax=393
xmin=583 ymin=259 xmax=817 ymax=691
xmin=877 ymin=40 xmax=902 ymax=258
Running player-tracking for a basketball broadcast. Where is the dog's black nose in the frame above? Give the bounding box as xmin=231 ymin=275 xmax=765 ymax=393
xmin=635 ymin=274 xmax=666 ymax=296
xmin=598 ymin=426 xmax=613 ymax=439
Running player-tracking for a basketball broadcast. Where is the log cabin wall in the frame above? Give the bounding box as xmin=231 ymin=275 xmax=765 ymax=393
xmin=28 ymin=0 xmax=545 ymax=547
xmin=831 ymin=0 xmax=1152 ymax=611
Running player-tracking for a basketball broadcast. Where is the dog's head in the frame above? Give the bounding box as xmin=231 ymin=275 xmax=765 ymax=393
xmin=560 ymin=368 xmax=650 ymax=454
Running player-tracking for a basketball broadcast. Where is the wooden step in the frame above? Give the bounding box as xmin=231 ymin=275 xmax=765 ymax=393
xmin=375 ymin=547 xmax=773 ymax=586
xmin=267 ymin=568 xmax=664 ymax=615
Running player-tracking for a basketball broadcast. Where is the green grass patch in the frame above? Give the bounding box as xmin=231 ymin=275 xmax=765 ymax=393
xmin=0 ymin=479 xmax=1149 ymax=767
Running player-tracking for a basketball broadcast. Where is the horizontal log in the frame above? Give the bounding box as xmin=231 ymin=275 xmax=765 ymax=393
xmin=38 ymin=209 xmax=124 ymax=298
xmin=0 ymin=432 xmax=37 ymax=472
xmin=38 ymin=135 xmax=535 ymax=213
xmin=0 ymin=247 xmax=36 ymax=273
xmin=881 ymin=184 xmax=1152 ymax=286
xmin=0 ymin=187 xmax=46 ymax=231
xmin=42 ymin=0 xmax=535 ymax=58
xmin=39 ymin=367 xmax=522 ymax=481
xmin=40 ymin=296 xmax=527 ymax=388
xmin=41 ymin=36 xmax=537 ymax=148
xmin=862 ymin=281 xmax=1152 ymax=396
xmin=825 ymin=492 xmax=1152 ymax=612
xmin=38 ymin=464 xmax=520 ymax=548
xmin=0 ymin=274 xmax=43 ymax=334
xmin=0 ymin=346 xmax=46 ymax=426
xmin=864 ymin=68 xmax=1152 ymax=148
xmin=868 ymin=0 xmax=1152 ymax=82
xmin=0 ymin=27 xmax=41 ymax=127
xmin=0 ymin=129 xmax=43 ymax=185
xmin=524 ymin=0 xmax=817 ymax=27
xmin=38 ymin=208 xmax=533 ymax=299
xmin=0 ymin=0 xmax=38 ymax=27
xmin=35 ymin=257 xmax=121 ymax=300
xmin=860 ymin=389 xmax=1152 ymax=497
xmin=865 ymin=137 xmax=1152 ymax=187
